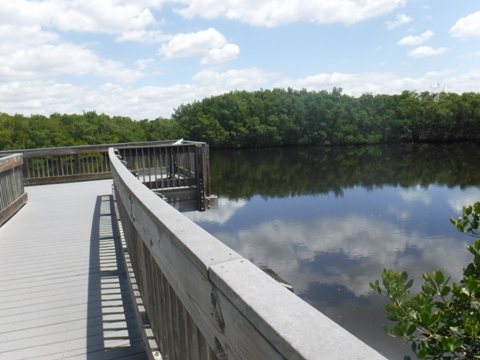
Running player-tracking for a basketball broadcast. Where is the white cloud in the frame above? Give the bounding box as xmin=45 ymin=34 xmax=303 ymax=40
xmin=0 ymin=81 xmax=202 ymax=119
xmin=284 ymin=72 xmax=398 ymax=96
xmin=0 ymin=23 xmax=145 ymax=84
xmin=135 ymin=58 xmax=155 ymax=71
xmin=175 ymin=0 xmax=407 ymax=27
xmin=0 ymin=0 xmax=163 ymax=42
xmin=116 ymin=29 xmax=167 ymax=43
xmin=0 ymin=25 xmax=59 ymax=48
xmin=160 ymin=28 xmax=239 ymax=64
xmin=408 ymin=45 xmax=447 ymax=57
xmin=276 ymin=69 xmax=480 ymax=98
xmin=445 ymin=70 xmax=480 ymax=93
xmin=193 ymin=67 xmax=276 ymax=88
xmin=450 ymin=11 xmax=480 ymax=40
xmin=2 ymin=68 xmax=480 ymax=121
xmin=201 ymin=44 xmax=240 ymax=64
xmin=386 ymin=13 xmax=413 ymax=30
xmin=398 ymin=30 xmax=434 ymax=46
xmin=0 ymin=39 xmax=143 ymax=83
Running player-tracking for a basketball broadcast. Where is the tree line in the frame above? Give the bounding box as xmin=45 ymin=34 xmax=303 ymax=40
xmin=1 ymin=88 xmax=480 ymax=150
xmin=173 ymin=88 xmax=480 ymax=147
xmin=0 ymin=112 xmax=182 ymax=150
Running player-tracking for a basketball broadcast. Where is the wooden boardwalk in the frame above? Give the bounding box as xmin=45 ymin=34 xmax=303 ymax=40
xmin=0 ymin=180 xmax=148 ymax=360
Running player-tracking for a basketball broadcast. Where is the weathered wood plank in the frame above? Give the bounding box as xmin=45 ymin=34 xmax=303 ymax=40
xmin=24 ymin=172 xmax=112 ymax=186
xmin=0 ymin=192 xmax=27 ymax=227
xmin=0 ymin=154 xmax=23 ymax=173
xmin=0 ymin=154 xmax=26 ymax=226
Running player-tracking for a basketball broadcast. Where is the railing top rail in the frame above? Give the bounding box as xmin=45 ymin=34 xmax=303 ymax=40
xmin=0 ymin=153 xmax=23 ymax=173
xmin=0 ymin=153 xmax=23 ymax=161
xmin=0 ymin=140 xmax=206 ymax=158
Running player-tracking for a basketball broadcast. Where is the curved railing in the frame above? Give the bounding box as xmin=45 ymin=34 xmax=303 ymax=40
xmin=0 ymin=140 xmax=214 ymax=212
xmin=0 ymin=154 xmax=28 ymax=226
xmin=109 ymin=147 xmax=386 ymax=360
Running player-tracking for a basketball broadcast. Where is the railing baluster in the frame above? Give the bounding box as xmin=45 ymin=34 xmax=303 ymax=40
xmin=160 ymin=146 xmax=165 ymax=189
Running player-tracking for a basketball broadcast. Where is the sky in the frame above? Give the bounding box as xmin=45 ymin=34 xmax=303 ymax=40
xmin=0 ymin=1 xmax=479 ymax=120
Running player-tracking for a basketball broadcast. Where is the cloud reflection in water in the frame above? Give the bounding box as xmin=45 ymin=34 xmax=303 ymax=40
xmin=187 ymin=185 xmax=475 ymax=358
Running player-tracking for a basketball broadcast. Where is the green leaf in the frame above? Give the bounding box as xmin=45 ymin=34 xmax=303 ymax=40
xmin=473 ymin=202 xmax=480 ymax=213
xmin=441 ymin=335 xmax=461 ymax=353
xmin=467 ymin=245 xmax=477 ymax=256
xmin=474 ymin=254 xmax=480 ymax=268
xmin=382 ymin=325 xmax=391 ymax=335
xmin=406 ymin=324 xmax=416 ymax=337
xmin=420 ymin=310 xmax=431 ymax=324
xmin=433 ymin=270 xmax=445 ymax=285
xmin=474 ymin=239 xmax=480 ymax=250
xmin=405 ymin=279 xmax=414 ymax=289
xmin=465 ymin=324 xmax=475 ymax=336
xmin=441 ymin=336 xmax=449 ymax=351
xmin=393 ymin=324 xmax=404 ymax=337
xmin=423 ymin=273 xmax=437 ymax=289
xmin=369 ymin=281 xmax=380 ymax=292
xmin=416 ymin=341 xmax=428 ymax=359
xmin=440 ymin=285 xmax=451 ymax=297
xmin=466 ymin=278 xmax=479 ymax=294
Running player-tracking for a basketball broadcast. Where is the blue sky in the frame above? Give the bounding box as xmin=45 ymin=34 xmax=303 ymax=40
xmin=0 ymin=1 xmax=479 ymax=119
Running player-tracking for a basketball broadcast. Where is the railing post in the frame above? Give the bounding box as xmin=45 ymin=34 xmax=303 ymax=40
xmin=0 ymin=154 xmax=28 ymax=226
xmin=22 ymin=157 xmax=30 ymax=180
xmin=74 ymin=153 xmax=81 ymax=175
xmin=195 ymin=145 xmax=206 ymax=212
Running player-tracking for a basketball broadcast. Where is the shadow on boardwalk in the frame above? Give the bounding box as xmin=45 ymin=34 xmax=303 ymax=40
xmin=85 ymin=194 xmax=147 ymax=360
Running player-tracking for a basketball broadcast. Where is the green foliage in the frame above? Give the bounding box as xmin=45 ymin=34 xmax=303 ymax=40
xmin=450 ymin=203 xmax=480 ymax=238
xmin=2 ymin=88 xmax=480 ymax=150
xmin=173 ymin=89 xmax=480 ymax=148
xmin=0 ymin=111 xmax=186 ymax=150
xmin=370 ymin=203 xmax=480 ymax=359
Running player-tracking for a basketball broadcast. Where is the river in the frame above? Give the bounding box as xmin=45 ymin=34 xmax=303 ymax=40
xmin=184 ymin=143 xmax=480 ymax=359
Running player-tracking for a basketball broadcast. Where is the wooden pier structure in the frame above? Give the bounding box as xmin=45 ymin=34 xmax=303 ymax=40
xmin=0 ymin=141 xmax=386 ymax=360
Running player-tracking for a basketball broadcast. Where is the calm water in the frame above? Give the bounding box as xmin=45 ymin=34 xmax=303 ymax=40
xmin=184 ymin=143 xmax=480 ymax=359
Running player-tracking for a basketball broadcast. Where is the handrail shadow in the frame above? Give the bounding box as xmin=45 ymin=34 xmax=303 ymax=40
xmin=86 ymin=194 xmax=148 ymax=359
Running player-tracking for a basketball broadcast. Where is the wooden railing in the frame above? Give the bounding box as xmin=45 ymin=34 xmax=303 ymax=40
xmin=109 ymin=148 xmax=386 ymax=360
xmin=117 ymin=142 xmax=213 ymax=212
xmin=0 ymin=140 xmax=214 ymax=211
xmin=0 ymin=145 xmax=112 ymax=185
xmin=0 ymin=154 xmax=28 ymax=227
